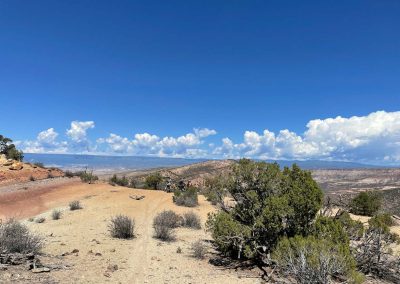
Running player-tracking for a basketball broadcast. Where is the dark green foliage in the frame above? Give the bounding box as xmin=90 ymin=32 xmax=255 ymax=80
xmin=108 ymin=215 xmax=135 ymax=239
xmin=336 ymin=211 xmax=365 ymax=240
xmin=173 ymin=187 xmax=199 ymax=207
xmin=0 ymin=134 xmax=24 ymax=161
xmin=350 ymin=191 xmax=382 ymax=216
xmin=183 ymin=212 xmax=201 ymax=229
xmin=0 ymin=219 xmax=43 ymax=254
xmin=206 ymin=211 xmax=251 ymax=259
xmin=69 ymin=200 xmax=82 ymax=210
xmin=203 ymin=175 xmax=228 ymax=205
xmin=79 ymin=170 xmax=99 ymax=184
xmin=206 ymin=159 xmax=323 ymax=260
xmin=109 ymin=174 xmax=129 ymax=187
xmin=272 ymin=235 xmax=360 ymax=284
xmin=144 ymin=172 xmax=163 ymax=189
xmin=368 ymin=213 xmax=395 ymax=231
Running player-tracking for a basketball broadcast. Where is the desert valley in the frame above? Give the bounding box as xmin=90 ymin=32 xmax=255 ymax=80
xmin=1 ymin=154 xmax=400 ymax=283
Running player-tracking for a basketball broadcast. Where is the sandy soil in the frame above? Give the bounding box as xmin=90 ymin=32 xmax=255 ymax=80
xmin=1 ymin=181 xmax=262 ymax=284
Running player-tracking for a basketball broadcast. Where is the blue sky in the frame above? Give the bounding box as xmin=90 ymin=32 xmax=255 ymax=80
xmin=1 ymin=1 xmax=399 ymax=164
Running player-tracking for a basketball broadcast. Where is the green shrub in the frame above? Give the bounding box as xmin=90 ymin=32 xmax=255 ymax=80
xmin=0 ymin=219 xmax=43 ymax=254
xmin=69 ymin=200 xmax=82 ymax=210
xmin=109 ymin=174 xmax=129 ymax=187
xmin=108 ymin=215 xmax=135 ymax=239
xmin=206 ymin=160 xmax=323 ymax=260
xmin=336 ymin=211 xmax=364 ymax=240
xmin=0 ymin=135 xmax=24 ymax=161
xmin=272 ymin=235 xmax=359 ymax=284
xmin=145 ymin=172 xmax=163 ymax=189
xmin=368 ymin=213 xmax=395 ymax=230
xmin=79 ymin=170 xmax=98 ymax=184
xmin=183 ymin=212 xmax=201 ymax=229
xmin=349 ymin=191 xmax=382 ymax=216
xmin=173 ymin=187 xmax=198 ymax=207
xmin=203 ymin=175 xmax=228 ymax=205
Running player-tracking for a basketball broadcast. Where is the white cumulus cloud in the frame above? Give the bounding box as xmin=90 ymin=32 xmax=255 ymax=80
xmin=214 ymin=110 xmax=400 ymax=164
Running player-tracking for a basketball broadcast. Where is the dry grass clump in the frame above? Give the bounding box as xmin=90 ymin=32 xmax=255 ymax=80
xmin=69 ymin=200 xmax=82 ymax=211
xmin=183 ymin=212 xmax=201 ymax=229
xmin=108 ymin=215 xmax=135 ymax=239
xmin=52 ymin=209 xmax=62 ymax=220
xmin=191 ymin=240 xmax=207 ymax=259
xmin=35 ymin=217 xmax=46 ymax=223
xmin=153 ymin=210 xmax=181 ymax=241
xmin=0 ymin=219 xmax=43 ymax=254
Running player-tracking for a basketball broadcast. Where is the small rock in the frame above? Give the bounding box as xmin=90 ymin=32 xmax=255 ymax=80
xmin=71 ymin=249 xmax=79 ymax=253
xmin=110 ymin=248 xmax=116 ymax=252
xmin=104 ymin=272 xmax=111 ymax=278
xmin=107 ymin=264 xmax=118 ymax=272
xmin=31 ymin=267 xmax=50 ymax=273
xmin=95 ymin=252 xmax=102 ymax=256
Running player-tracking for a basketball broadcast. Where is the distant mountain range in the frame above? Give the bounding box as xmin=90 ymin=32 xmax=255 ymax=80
xmin=24 ymin=153 xmax=389 ymax=172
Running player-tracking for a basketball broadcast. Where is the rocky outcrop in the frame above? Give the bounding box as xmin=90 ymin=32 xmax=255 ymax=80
xmin=9 ymin=162 xmax=23 ymax=170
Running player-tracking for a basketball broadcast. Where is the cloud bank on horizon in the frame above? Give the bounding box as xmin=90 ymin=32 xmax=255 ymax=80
xmin=17 ymin=110 xmax=400 ymax=165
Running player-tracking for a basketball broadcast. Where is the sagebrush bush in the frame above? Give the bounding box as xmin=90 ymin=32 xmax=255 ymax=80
xmin=69 ymin=200 xmax=82 ymax=211
xmin=153 ymin=224 xmax=175 ymax=241
xmin=173 ymin=187 xmax=199 ymax=207
xmin=108 ymin=215 xmax=135 ymax=239
xmin=349 ymin=191 xmax=382 ymax=216
xmin=153 ymin=210 xmax=182 ymax=228
xmin=0 ymin=219 xmax=43 ymax=254
xmin=183 ymin=212 xmax=201 ymax=229
xmin=52 ymin=209 xmax=62 ymax=220
xmin=191 ymin=240 xmax=207 ymax=259
xmin=153 ymin=210 xmax=181 ymax=241
xmin=79 ymin=171 xmax=98 ymax=184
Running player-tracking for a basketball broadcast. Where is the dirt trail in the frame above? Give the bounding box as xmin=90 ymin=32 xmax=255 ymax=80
xmin=0 ymin=179 xmax=103 ymax=220
xmin=1 ymin=182 xmax=261 ymax=283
